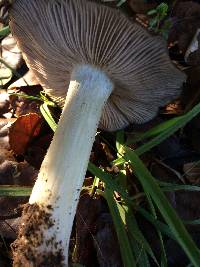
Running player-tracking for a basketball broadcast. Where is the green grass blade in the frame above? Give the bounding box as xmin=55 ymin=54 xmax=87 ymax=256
xmin=90 ymin=163 xmax=158 ymax=264
xmin=160 ymin=184 xmax=200 ymax=192
xmin=122 ymin=203 xmax=159 ymax=265
xmin=127 ymin=102 xmax=200 ymax=153
xmin=135 ymin=248 xmax=150 ymax=267
xmin=9 ymin=92 xmax=44 ymax=102
xmin=125 ymin=147 xmax=200 ymax=266
xmin=139 ymin=208 xmax=174 ymax=240
xmin=146 ymin=194 xmax=167 ymax=267
xmin=0 ymin=185 xmax=32 ymax=197
xmin=116 ymin=130 xmax=125 ymax=157
xmin=132 ymin=241 xmax=151 ymax=267
xmin=40 ymin=103 xmax=57 ymax=132
xmin=116 ymin=130 xmax=125 ymax=151
xmin=104 ymin=187 xmax=136 ymax=267
xmin=88 ymin=162 xmax=133 ymax=205
xmin=184 ymin=219 xmax=200 ymax=225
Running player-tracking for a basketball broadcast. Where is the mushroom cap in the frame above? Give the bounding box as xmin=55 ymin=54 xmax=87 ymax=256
xmin=10 ymin=0 xmax=185 ymax=131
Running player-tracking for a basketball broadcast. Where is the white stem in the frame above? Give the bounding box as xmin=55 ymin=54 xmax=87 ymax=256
xmin=28 ymin=65 xmax=113 ymax=265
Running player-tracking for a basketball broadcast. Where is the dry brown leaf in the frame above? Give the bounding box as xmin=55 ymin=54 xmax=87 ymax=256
xmin=9 ymin=113 xmax=42 ymax=155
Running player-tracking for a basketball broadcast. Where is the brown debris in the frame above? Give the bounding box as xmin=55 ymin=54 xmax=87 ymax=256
xmin=74 ymin=194 xmax=102 ymax=266
xmin=9 ymin=113 xmax=42 ymax=155
xmin=74 ymin=193 xmax=122 ymax=267
xmin=8 ymin=85 xmax=42 ymax=117
xmin=169 ymin=1 xmax=200 ymax=53
xmin=94 ymin=213 xmax=122 ymax=267
xmin=11 ymin=203 xmax=65 ymax=267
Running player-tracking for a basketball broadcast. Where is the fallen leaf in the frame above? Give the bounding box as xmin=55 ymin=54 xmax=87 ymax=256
xmin=9 ymin=113 xmax=42 ymax=155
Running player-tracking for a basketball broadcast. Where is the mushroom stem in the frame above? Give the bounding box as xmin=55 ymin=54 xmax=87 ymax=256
xmin=13 ymin=65 xmax=113 ymax=266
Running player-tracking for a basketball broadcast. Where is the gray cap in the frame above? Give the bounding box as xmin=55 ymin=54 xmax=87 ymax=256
xmin=10 ymin=0 xmax=186 ymax=131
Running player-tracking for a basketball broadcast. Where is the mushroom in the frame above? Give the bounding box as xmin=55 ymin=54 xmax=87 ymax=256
xmin=9 ymin=0 xmax=185 ymax=266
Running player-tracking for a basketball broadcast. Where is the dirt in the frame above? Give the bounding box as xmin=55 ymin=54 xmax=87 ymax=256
xmin=11 ymin=203 xmax=65 ymax=267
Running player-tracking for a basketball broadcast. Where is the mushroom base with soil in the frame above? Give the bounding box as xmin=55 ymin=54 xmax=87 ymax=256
xmin=11 ymin=65 xmax=113 ymax=266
